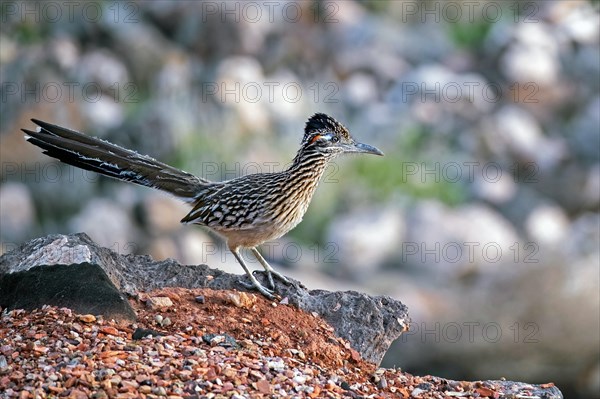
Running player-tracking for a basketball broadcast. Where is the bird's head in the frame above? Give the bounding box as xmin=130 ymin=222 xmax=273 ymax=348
xmin=302 ymin=113 xmax=383 ymax=157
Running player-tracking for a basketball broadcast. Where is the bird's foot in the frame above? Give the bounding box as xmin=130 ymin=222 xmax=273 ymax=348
xmin=268 ymin=269 xmax=290 ymax=288
xmin=238 ymin=277 xmax=276 ymax=299
xmin=252 ymin=269 xmax=290 ymax=290
xmin=261 ymin=270 xmax=276 ymax=290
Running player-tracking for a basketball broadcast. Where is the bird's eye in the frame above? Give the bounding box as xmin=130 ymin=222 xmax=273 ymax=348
xmin=331 ymin=135 xmax=339 ymax=143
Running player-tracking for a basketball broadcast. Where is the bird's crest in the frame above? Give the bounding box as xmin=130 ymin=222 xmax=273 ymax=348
xmin=303 ymin=113 xmax=350 ymax=144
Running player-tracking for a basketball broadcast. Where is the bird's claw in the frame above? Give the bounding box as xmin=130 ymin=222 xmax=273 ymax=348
xmin=238 ymin=277 xmax=275 ymax=299
xmin=251 ymin=270 xmax=290 ymax=290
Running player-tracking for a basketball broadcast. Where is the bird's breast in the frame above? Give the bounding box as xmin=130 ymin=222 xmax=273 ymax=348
xmin=264 ymin=171 xmax=323 ymax=233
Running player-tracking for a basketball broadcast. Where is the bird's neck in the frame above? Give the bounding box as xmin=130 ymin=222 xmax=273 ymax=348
xmin=288 ymin=148 xmax=333 ymax=182
xmin=274 ymin=148 xmax=333 ymax=221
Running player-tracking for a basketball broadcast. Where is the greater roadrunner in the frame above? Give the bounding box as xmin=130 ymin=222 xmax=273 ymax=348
xmin=23 ymin=114 xmax=383 ymax=298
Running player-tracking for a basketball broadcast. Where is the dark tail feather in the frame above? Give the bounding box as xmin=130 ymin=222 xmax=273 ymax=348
xmin=23 ymin=119 xmax=208 ymax=201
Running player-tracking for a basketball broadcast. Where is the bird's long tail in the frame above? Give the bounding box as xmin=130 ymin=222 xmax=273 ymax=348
xmin=23 ymin=119 xmax=208 ymax=201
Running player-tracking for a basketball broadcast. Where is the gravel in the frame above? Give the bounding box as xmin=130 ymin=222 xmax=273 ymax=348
xmin=1 ymin=287 xmax=559 ymax=398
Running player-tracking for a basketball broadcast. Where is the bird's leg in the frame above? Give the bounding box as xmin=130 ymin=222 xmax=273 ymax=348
xmin=251 ymin=247 xmax=290 ymax=289
xmin=231 ymin=248 xmax=275 ymax=299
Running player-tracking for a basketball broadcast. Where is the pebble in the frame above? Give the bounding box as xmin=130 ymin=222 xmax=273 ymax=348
xmin=78 ymin=314 xmax=96 ymax=323
xmin=267 ymin=358 xmax=285 ymax=372
xmin=147 ymin=296 xmax=174 ymax=310
xmin=132 ymin=328 xmax=162 ymax=340
xmin=377 ymin=377 xmax=388 ymax=389
xmin=202 ymin=334 xmax=238 ymax=348
xmin=293 ymin=375 xmax=307 ymax=384
xmin=256 ymin=379 xmax=271 ymax=394
xmin=91 ymin=390 xmax=108 ymax=399
xmin=100 ymin=326 xmax=119 ymax=335
xmin=226 ymin=292 xmax=257 ymax=309
xmin=139 ymin=385 xmax=152 ymax=394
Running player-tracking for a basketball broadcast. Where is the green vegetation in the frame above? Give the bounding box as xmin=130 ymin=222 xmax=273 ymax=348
xmin=447 ymin=20 xmax=493 ymax=50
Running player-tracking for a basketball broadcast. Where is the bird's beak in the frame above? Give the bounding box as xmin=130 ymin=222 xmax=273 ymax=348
xmin=346 ymin=142 xmax=384 ymax=156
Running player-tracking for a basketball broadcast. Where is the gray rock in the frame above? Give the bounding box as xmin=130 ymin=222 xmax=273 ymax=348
xmin=216 ymin=56 xmax=269 ymax=132
xmin=142 ymin=193 xmax=190 ymax=234
xmin=583 ymin=164 xmax=600 ymax=208
xmin=0 ymin=233 xmax=135 ymax=320
xmin=472 ymin=172 xmax=517 ymax=204
xmin=344 ymin=73 xmax=378 ymax=107
xmin=68 ymin=198 xmax=135 ymax=254
xmin=403 ymin=201 xmax=520 ymax=276
xmin=500 ymin=23 xmax=559 ymax=86
xmin=77 ymin=50 xmax=130 ymax=89
xmin=489 ymin=380 xmax=562 ymax=399
xmin=553 ymin=1 xmax=599 ymax=44
xmin=0 ymin=233 xmax=410 ymax=365
xmin=570 ymin=97 xmax=600 ymax=165
xmin=0 ymin=261 xmax=136 ymax=321
xmin=565 ymin=212 xmax=600 ymax=258
xmin=489 ymin=105 xmax=567 ymax=169
xmin=326 ymin=206 xmax=405 ymax=279
xmin=524 ymin=205 xmax=570 ymax=248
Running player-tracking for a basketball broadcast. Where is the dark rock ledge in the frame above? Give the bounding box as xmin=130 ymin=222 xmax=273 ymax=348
xmin=0 ymin=233 xmax=408 ymax=365
xmin=0 ymin=233 xmax=563 ymax=399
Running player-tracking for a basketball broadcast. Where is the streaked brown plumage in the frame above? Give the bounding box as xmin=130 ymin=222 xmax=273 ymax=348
xmin=23 ymin=114 xmax=383 ymax=297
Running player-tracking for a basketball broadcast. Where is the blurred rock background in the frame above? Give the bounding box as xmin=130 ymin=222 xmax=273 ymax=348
xmin=1 ymin=1 xmax=598 ymax=397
